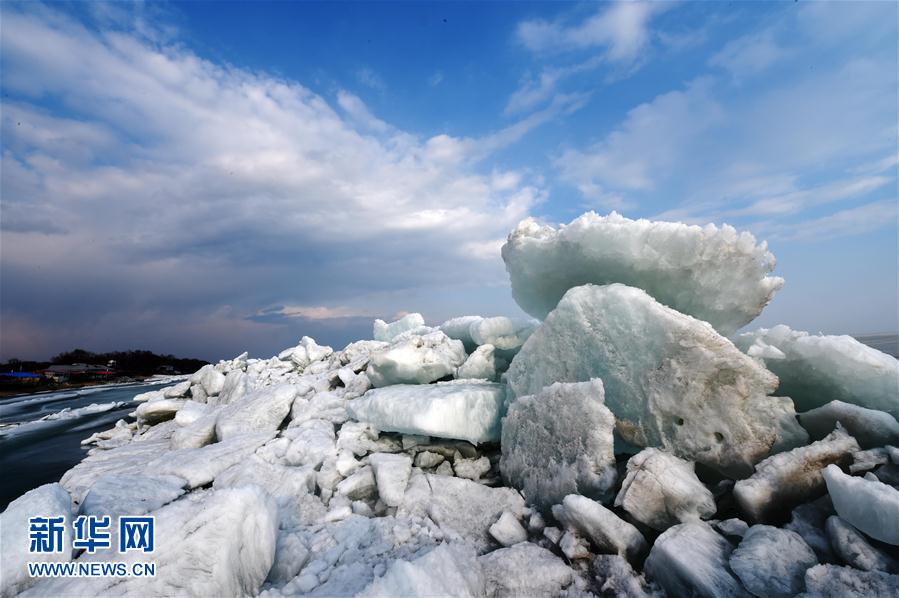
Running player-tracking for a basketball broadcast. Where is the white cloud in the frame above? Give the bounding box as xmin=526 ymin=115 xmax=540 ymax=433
xmin=765 ymin=200 xmax=898 ymax=242
xmin=517 ymin=1 xmax=666 ymax=61
xmin=0 ymin=5 xmax=545 ymax=359
xmin=709 ymin=29 xmax=787 ymax=79
xmin=256 ymin=305 xmax=375 ymax=320
xmin=556 ymin=78 xmax=724 ymax=208
xmin=355 ymin=67 xmax=386 ymax=92
xmin=506 ymin=2 xmax=670 ymax=115
xmin=555 ymin=3 xmax=897 ymax=227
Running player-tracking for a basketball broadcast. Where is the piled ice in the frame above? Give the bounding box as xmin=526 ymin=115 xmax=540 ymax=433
xmin=1 ymin=484 xmax=74 ymax=597
xmin=733 ymin=426 xmax=859 ymax=522
xmin=822 ymin=465 xmax=899 ymax=546
xmin=614 ymin=448 xmax=716 ymax=531
xmin=501 ymin=211 xmax=783 ymax=334
xmin=506 ymin=283 xmax=807 ymax=476
xmin=500 ymin=379 xmax=617 ymax=508
xmin=5 ymin=210 xmax=898 ymax=598
xmin=347 ymin=381 xmax=505 ymax=444
xmin=735 ymin=325 xmax=899 ymax=417
xmin=729 ymin=525 xmax=818 ymax=597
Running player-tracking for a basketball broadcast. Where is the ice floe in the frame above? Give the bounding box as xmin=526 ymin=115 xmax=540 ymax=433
xmin=500 ymin=379 xmax=616 ymax=509
xmin=822 ymin=464 xmax=899 ymax=546
xmin=644 ymin=521 xmax=746 ymax=597
xmin=348 ymin=381 xmax=505 ymax=444
xmin=735 ymin=325 xmax=899 ymax=418
xmin=366 ymin=331 xmax=466 ymax=387
xmin=614 ymin=448 xmax=716 ymax=531
xmin=734 ymin=426 xmax=859 ymax=522
xmin=501 ymin=211 xmax=783 ymax=334
xmin=506 ymin=283 xmax=807 ymax=476
xmin=729 ymin=525 xmax=818 ymax=597
xmin=1 ymin=484 xmax=73 ymax=598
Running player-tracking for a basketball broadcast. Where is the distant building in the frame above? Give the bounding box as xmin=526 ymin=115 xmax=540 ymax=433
xmin=42 ymin=364 xmax=117 ymax=382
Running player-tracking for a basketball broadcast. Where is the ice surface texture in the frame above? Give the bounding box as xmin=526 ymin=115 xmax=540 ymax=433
xmin=500 ymin=379 xmax=617 ymax=509
xmin=729 ymin=525 xmax=818 ymax=597
xmin=502 ymin=212 xmax=783 ymax=334
xmin=823 ymin=464 xmax=899 ymax=546
xmin=506 ymin=283 xmax=807 ymax=476
xmin=348 ymin=381 xmax=505 ymax=444
xmin=734 ymin=426 xmax=859 ymax=522
xmin=614 ymin=448 xmax=716 ymax=531
xmin=1 ymin=484 xmax=74 ymax=598
xmin=735 ymin=325 xmax=899 ymax=418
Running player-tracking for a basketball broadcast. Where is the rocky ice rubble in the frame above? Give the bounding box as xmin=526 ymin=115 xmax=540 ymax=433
xmin=3 ymin=211 xmax=899 ymax=598
xmin=506 ymin=283 xmax=807 ymax=477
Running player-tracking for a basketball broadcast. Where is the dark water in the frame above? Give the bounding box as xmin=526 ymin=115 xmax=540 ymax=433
xmin=855 ymin=333 xmax=899 ymax=358
xmin=0 ymin=381 xmax=173 ymax=510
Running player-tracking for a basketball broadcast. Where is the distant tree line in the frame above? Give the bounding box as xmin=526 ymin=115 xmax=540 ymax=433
xmin=2 ymin=349 xmax=208 ymax=376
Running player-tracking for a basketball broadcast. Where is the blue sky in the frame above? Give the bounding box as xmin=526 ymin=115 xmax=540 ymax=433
xmin=1 ymin=1 xmax=896 ymax=361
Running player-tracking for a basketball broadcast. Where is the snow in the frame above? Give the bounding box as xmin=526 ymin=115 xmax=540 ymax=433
xmin=506 ymin=283 xmax=807 ymax=477
xmin=488 ymin=511 xmax=528 ymax=547
xmin=215 ymin=384 xmax=298 ymax=441
xmin=553 ymin=494 xmax=647 ymax=563
xmin=368 ymin=453 xmax=412 ymax=507
xmin=501 ymin=212 xmax=783 ymax=334
xmin=455 ymin=344 xmax=497 ymax=381
xmin=27 ymin=486 xmax=278 ymax=598
xmin=479 ymin=542 xmax=574 ymax=597
xmin=0 ymin=483 xmax=73 ymax=598
xmin=367 ymin=331 xmax=467 ymax=387
xmin=348 ymin=381 xmax=506 ymax=445
xmin=644 ymin=522 xmax=746 ymax=598
xmin=373 ymin=313 xmax=427 ymax=342
xmin=734 ymin=426 xmax=859 ymax=522
xmin=803 ymin=564 xmax=899 ymax=597
xmin=735 ymin=325 xmax=899 ymax=418
xmin=501 ymin=380 xmax=617 ymax=509
xmin=825 ymin=516 xmax=897 ymax=572
xmin=823 ymin=464 xmax=899 ymax=546
xmin=358 ymin=542 xmax=485 ymax=598
xmin=798 ymin=400 xmax=899 ymax=450
xmin=729 ymin=525 xmax=818 ymax=597
xmin=614 ymin=448 xmax=716 ymax=531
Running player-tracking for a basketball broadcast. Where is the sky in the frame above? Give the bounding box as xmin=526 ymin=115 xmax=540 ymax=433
xmin=1 ymin=1 xmax=896 ymax=362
